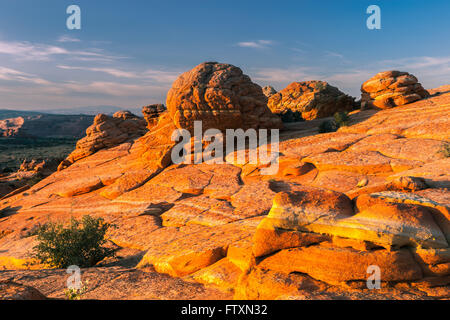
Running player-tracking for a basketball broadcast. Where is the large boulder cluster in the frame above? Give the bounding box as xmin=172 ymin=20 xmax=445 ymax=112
xmin=166 ymin=62 xmax=283 ymax=134
xmin=142 ymin=104 xmax=167 ymax=129
xmin=58 ymin=111 xmax=147 ymax=171
xmin=361 ymin=71 xmax=430 ymax=109
xmin=268 ymin=81 xmax=356 ymax=120
xmin=250 ymin=187 xmax=448 ymax=287
xmin=262 ymin=85 xmax=277 ymax=98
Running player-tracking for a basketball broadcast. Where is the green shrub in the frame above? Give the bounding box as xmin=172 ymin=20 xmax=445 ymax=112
xmin=30 ymin=215 xmax=116 ymax=268
xmin=439 ymin=142 xmax=450 ymax=158
xmin=65 ymin=282 xmax=88 ymax=300
xmin=26 ymin=173 xmax=44 ymax=187
xmin=318 ymin=120 xmax=338 ymax=133
xmin=333 ymin=111 xmax=350 ymax=127
xmin=280 ymin=110 xmax=304 ymax=123
xmin=319 ymin=111 xmax=350 ymax=133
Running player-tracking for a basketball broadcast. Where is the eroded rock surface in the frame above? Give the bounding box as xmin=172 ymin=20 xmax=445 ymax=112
xmin=142 ymin=104 xmax=167 ymax=129
xmin=166 ymin=62 xmax=283 ymax=133
xmin=0 ymin=69 xmax=449 ymax=300
xmin=58 ymin=111 xmax=147 ymax=171
xmin=268 ymin=81 xmax=356 ymax=120
xmin=361 ymin=71 xmax=429 ymax=109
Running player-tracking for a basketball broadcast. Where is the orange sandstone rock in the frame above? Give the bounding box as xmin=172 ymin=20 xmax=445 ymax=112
xmin=268 ymin=81 xmax=356 ymax=120
xmin=257 ymin=244 xmax=423 ymax=284
xmin=361 ymin=71 xmax=429 ymax=109
xmin=166 ymin=62 xmax=283 ymax=134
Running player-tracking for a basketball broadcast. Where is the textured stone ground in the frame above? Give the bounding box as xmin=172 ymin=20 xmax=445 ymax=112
xmin=0 ymin=85 xmax=449 ymax=300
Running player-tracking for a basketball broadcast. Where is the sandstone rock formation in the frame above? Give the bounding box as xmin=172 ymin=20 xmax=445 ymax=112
xmin=166 ymin=62 xmax=283 ymax=133
xmin=0 ymin=69 xmax=448 ymax=300
xmin=361 ymin=71 xmax=430 ymax=109
xmin=268 ymin=81 xmax=356 ymax=120
xmin=0 ymin=158 xmax=61 ymax=199
xmin=58 ymin=111 xmax=147 ymax=171
xmin=18 ymin=158 xmax=60 ymax=176
xmin=262 ymin=86 xmax=277 ymax=98
xmin=0 ymin=281 xmax=47 ymax=300
xmin=142 ymin=104 xmax=167 ymax=129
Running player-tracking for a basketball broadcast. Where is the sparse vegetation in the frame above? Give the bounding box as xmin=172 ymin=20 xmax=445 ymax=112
xmin=318 ymin=120 xmax=338 ymax=133
xmin=65 ymin=282 xmax=88 ymax=300
xmin=280 ymin=110 xmax=304 ymax=123
xmin=439 ymin=142 xmax=450 ymax=158
xmin=333 ymin=111 xmax=350 ymax=127
xmin=30 ymin=215 xmax=117 ymax=269
xmin=26 ymin=173 xmax=45 ymax=187
xmin=0 ymin=137 xmax=76 ymax=172
xmin=319 ymin=111 xmax=350 ymax=133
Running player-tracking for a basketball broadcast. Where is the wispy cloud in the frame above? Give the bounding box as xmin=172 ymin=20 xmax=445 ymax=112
xmin=0 ymin=66 xmax=50 ymax=85
xmin=57 ymin=65 xmax=180 ymax=83
xmin=57 ymin=65 xmax=138 ymax=78
xmin=236 ymin=40 xmax=274 ymax=49
xmin=57 ymin=35 xmax=81 ymax=43
xmin=62 ymin=81 xmax=168 ymax=97
xmin=0 ymin=41 xmax=69 ymax=61
xmin=251 ymin=66 xmax=320 ymax=84
xmin=0 ymin=40 xmax=124 ymax=62
xmin=324 ymin=51 xmax=345 ymax=60
xmin=379 ymin=56 xmax=450 ymax=73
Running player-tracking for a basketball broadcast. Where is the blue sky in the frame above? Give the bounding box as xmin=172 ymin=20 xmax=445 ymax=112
xmin=0 ymin=0 xmax=449 ymax=110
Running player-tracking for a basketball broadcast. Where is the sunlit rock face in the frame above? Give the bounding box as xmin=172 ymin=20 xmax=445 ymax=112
xmin=57 ymin=111 xmax=147 ymax=171
xmin=142 ymin=104 xmax=166 ymax=129
xmin=262 ymin=85 xmax=277 ymax=98
xmin=361 ymin=71 xmax=429 ymax=109
xmin=268 ymin=80 xmax=356 ymax=120
xmin=166 ymin=62 xmax=283 ymax=134
xmin=0 ymin=68 xmax=449 ymax=300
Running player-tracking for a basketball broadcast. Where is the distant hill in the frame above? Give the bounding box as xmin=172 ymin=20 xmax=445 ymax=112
xmin=0 ymin=110 xmax=94 ymax=139
xmin=36 ymin=106 xmax=142 ymax=116
xmin=0 ymin=109 xmax=45 ymax=120
xmin=0 ymin=106 xmax=145 ymax=139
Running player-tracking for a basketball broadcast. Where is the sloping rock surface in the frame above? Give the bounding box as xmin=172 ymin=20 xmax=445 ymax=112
xmin=0 ymin=72 xmax=449 ymax=300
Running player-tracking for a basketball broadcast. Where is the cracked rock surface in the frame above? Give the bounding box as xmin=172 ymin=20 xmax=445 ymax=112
xmin=0 ymin=69 xmax=448 ymax=300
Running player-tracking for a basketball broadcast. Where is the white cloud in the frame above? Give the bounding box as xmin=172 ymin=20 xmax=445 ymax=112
xmin=57 ymin=65 xmax=180 ymax=83
xmin=57 ymin=35 xmax=81 ymax=43
xmin=0 ymin=41 xmax=69 ymax=60
xmin=0 ymin=66 xmax=50 ymax=85
xmin=251 ymin=67 xmax=320 ymax=85
xmin=0 ymin=40 xmax=124 ymax=62
xmin=237 ymin=40 xmax=274 ymax=49
xmin=57 ymin=65 xmax=138 ymax=78
xmin=324 ymin=51 xmax=345 ymax=60
xmin=61 ymin=81 xmax=168 ymax=97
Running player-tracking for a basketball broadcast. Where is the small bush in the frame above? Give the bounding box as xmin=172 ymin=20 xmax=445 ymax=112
xmin=334 ymin=111 xmax=350 ymax=127
xmin=65 ymin=282 xmax=88 ymax=300
xmin=439 ymin=142 xmax=450 ymax=158
xmin=280 ymin=110 xmax=304 ymax=123
xmin=26 ymin=173 xmax=44 ymax=187
xmin=318 ymin=120 xmax=338 ymax=133
xmin=319 ymin=111 xmax=350 ymax=133
xmin=30 ymin=215 xmax=116 ymax=268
